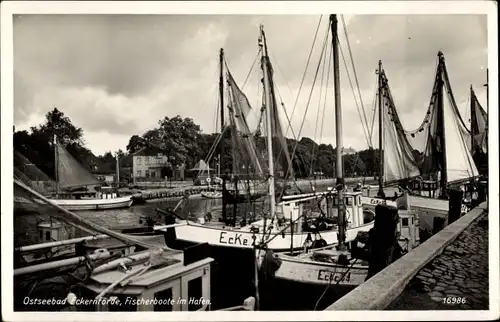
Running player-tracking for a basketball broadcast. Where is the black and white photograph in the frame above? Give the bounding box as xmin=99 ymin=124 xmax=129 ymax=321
xmin=1 ymin=1 xmax=498 ymax=321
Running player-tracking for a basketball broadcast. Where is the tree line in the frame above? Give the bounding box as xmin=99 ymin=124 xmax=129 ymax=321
xmin=14 ymin=108 xmax=380 ymax=181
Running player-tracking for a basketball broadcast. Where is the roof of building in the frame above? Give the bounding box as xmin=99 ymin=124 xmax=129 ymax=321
xmin=131 ymin=146 xmax=167 ymax=157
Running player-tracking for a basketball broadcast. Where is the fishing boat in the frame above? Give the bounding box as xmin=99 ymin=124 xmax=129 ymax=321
xmin=356 ymin=52 xmax=482 ymax=231
xmin=13 ymin=180 xmax=255 ymax=312
xmin=47 ymin=135 xmax=132 ymax=210
xmin=156 ymin=27 xmax=374 ymax=254
xmin=253 ymin=15 xmax=423 ymax=311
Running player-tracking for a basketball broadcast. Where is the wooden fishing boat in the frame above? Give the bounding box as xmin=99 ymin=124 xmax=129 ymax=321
xmin=13 ymin=181 xmax=254 ymax=312
xmin=46 ymin=136 xmax=132 ymax=211
xmin=50 ymin=195 xmax=133 ymax=211
xmin=157 ymin=32 xmax=337 ymax=253
xmin=251 ymin=15 xmax=423 ymax=311
xmin=159 ymin=190 xmax=374 ymax=252
xmin=267 ymin=204 xmax=420 ymax=288
xmin=356 ymin=53 xmax=482 ymax=232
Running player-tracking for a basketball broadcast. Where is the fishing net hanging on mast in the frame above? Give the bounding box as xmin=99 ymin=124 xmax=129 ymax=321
xmin=384 ymin=53 xmax=478 ymax=184
xmin=226 ymin=69 xmax=268 ymax=179
xmin=261 ymin=55 xmax=295 ymax=180
xmin=469 ymin=87 xmax=488 ymax=154
xmin=379 ymin=71 xmax=421 ymax=185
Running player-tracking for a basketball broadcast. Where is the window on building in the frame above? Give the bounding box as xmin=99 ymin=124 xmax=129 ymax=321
xmin=346 ymin=197 xmax=353 ymax=206
xmin=154 ymin=288 xmax=173 ymax=311
xmin=145 ymin=170 xmax=150 ymax=178
xmin=402 ymin=218 xmax=409 ymax=227
xmin=39 ymin=230 xmax=43 ymax=240
xmin=151 ymin=171 xmax=156 ymax=178
xmin=45 ymin=231 xmax=51 ymax=241
xmin=137 ymin=170 xmax=142 ymax=177
xmin=145 ymin=156 xmax=150 ymax=165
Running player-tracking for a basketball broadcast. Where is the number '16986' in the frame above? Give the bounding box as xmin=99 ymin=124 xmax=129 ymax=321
xmin=443 ymin=297 xmax=467 ymax=304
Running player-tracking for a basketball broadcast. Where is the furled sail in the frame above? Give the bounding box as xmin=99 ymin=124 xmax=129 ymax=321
xmin=469 ymin=86 xmax=488 ymax=154
xmin=56 ymin=142 xmax=101 ymax=189
xmin=226 ymin=69 xmax=267 ymax=178
xmin=262 ymin=55 xmax=295 ymax=180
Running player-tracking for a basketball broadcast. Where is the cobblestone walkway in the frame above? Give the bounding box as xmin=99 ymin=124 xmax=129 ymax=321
xmin=387 ymin=212 xmax=489 ymax=310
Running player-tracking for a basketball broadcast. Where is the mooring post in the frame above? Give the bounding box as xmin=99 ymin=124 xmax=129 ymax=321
xmin=448 ymin=187 xmax=463 ymax=224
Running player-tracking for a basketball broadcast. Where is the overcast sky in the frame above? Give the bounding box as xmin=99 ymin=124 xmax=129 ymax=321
xmin=13 ymin=14 xmax=487 ymax=156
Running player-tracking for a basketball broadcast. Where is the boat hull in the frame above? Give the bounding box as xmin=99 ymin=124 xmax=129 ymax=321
xmin=48 ymin=196 xmax=133 ymax=211
xmin=257 ymin=253 xmax=368 ymax=310
xmin=163 ymin=221 xmax=375 ymax=252
xmin=360 ymin=196 xmax=397 ymax=209
xmin=272 ymin=253 xmax=368 ymax=286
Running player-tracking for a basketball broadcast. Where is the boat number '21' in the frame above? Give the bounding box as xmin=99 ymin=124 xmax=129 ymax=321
xmin=219 ymin=231 xmax=255 ymax=246
xmin=317 ymin=270 xmax=352 ymax=283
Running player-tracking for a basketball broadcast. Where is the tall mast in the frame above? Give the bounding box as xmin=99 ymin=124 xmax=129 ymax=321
xmin=330 ymin=14 xmax=346 ymax=250
xmin=485 ymin=68 xmax=489 ymax=154
xmin=54 ymin=134 xmax=59 ymax=197
xmin=437 ymin=51 xmax=448 ymax=198
xmin=115 ymin=152 xmax=120 ymax=189
xmin=470 ymin=85 xmax=475 ymax=152
xmin=219 ymin=48 xmax=227 ymax=224
xmin=377 ymin=60 xmax=385 ymax=197
xmin=485 ymin=68 xmax=489 ymax=113
xmin=260 ymin=25 xmax=276 ymax=218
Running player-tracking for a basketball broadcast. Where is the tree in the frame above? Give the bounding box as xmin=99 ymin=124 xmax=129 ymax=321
xmin=34 ymin=107 xmax=84 ymax=146
xmin=126 ymin=135 xmax=146 ymax=154
xmin=13 ymin=107 xmax=92 ymax=180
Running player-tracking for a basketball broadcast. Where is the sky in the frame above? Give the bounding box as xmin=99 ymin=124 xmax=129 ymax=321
xmin=13 ymin=14 xmax=488 ymax=156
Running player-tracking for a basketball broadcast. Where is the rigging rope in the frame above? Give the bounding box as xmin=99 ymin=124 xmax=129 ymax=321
xmin=279 ymin=22 xmax=331 ymax=200
xmin=340 ymin=15 xmax=372 ymax=145
xmin=283 ymin=15 xmax=324 ymax=139
xmin=337 ymin=34 xmax=371 ymax=149
xmin=309 ymin=35 xmax=331 ymax=176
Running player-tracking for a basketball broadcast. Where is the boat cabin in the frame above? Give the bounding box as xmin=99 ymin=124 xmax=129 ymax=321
xmin=37 ymin=220 xmax=74 ymax=244
xmin=360 ymin=185 xmax=379 ymax=198
xmin=71 ymin=246 xmax=214 ymax=312
xmin=397 ymin=210 xmax=420 ymax=251
xmin=96 ymin=186 xmax=119 ymax=199
xmin=409 ymin=179 xmax=439 ymax=198
xmin=278 ymin=190 xmax=365 ymax=234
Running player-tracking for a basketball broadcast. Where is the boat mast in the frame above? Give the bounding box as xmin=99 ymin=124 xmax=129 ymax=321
xmin=470 ymin=85 xmax=475 ymax=152
xmin=115 ymin=152 xmax=120 ymax=190
xmin=54 ymin=134 xmax=59 ymax=198
xmin=377 ymin=60 xmax=385 ymax=197
xmin=260 ymin=25 xmax=277 ymax=219
xmin=220 ymin=48 xmax=227 ymax=224
xmin=485 ymin=68 xmax=489 ymax=113
xmin=330 ymin=14 xmax=347 ymax=250
xmin=437 ymin=51 xmax=448 ymax=198
xmin=485 ymin=68 xmax=489 ymax=155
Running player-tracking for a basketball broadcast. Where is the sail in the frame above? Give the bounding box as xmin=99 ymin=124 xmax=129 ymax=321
xmin=441 ymin=68 xmax=479 ymax=183
xmin=56 ymin=143 xmax=101 ymax=189
xmin=14 ymin=150 xmax=56 ymax=194
xmin=381 ymin=52 xmax=479 ymax=184
xmin=226 ymin=69 xmax=267 ymax=178
xmin=379 ymin=71 xmax=421 ymax=184
xmin=262 ymin=56 xmax=295 ymax=180
xmin=470 ymin=87 xmax=488 ymax=153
